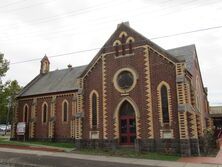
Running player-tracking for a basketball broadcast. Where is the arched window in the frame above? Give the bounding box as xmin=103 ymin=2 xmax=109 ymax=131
xmin=23 ymin=105 xmax=29 ymax=122
xmin=113 ymin=40 xmax=121 ymax=57
xmin=63 ymin=101 xmax=68 ymax=122
xmin=90 ymin=91 xmax=99 ymax=128
xmin=119 ymin=101 xmax=135 ymax=116
xmin=161 ymin=85 xmax=169 ymax=123
xmin=42 ymin=103 xmax=48 ymax=123
xmin=92 ymin=93 xmax=97 ymax=127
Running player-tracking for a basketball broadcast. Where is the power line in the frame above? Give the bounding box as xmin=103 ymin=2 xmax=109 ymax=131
xmin=0 ymin=0 xmax=56 ymax=13
xmin=11 ymin=47 xmax=101 ymax=64
xmin=0 ymin=0 xmax=122 ymax=31
xmin=151 ymin=25 xmax=222 ymax=39
xmin=0 ymin=0 xmax=27 ymax=9
xmin=1 ymin=0 xmax=220 ymax=43
xmin=0 ymin=0 xmax=205 ymax=33
xmin=10 ymin=24 xmax=222 ymax=65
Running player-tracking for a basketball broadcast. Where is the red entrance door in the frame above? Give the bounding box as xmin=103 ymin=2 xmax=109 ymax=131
xmin=119 ymin=101 xmax=136 ymax=145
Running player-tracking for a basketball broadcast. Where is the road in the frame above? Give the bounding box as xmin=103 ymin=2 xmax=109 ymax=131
xmin=0 ymin=151 xmax=158 ymax=167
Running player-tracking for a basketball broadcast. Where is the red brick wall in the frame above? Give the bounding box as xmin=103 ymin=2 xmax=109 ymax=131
xmin=35 ymin=97 xmax=51 ymax=138
xmin=83 ymin=58 xmax=103 ymax=139
xmin=149 ymin=50 xmax=179 ymax=140
xmin=17 ymin=99 xmax=32 ymax=123
xmin=82 ymin=26 xmax=179 ymax=141
xmin=54 ymin=94 xmax=73 ymax=139
xmin=17 ymin=93 xmax=75 ymax=139
xmin=16 ymin=25 xmax=180 ymax=141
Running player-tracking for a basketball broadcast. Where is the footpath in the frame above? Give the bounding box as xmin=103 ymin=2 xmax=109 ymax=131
xmin=0 ymin=147 xmax=222 ymax=167
xmin=179 ymin=138 xmax=222 ymax=165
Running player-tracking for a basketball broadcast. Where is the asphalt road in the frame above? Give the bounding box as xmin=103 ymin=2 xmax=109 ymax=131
xmin=0 ymin=151 xmax=158 ymax=167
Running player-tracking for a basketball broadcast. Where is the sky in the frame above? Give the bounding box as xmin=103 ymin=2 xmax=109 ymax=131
xmin=0 ymin=0 xmax=221 ymax=106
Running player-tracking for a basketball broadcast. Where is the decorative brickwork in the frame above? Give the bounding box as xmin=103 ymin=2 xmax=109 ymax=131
xmin=102 ymin=55 xmax=108 ymax=139
xmin=70 ymin=94 xmax=77 ymax=138
xmin=178 ymin=112 xmax=189 ymax=139
xmin=189 ymin=112 xmax=198 ymax=139
xmin=144 ymin=46 xmax=154 ymax=139
xmin=29 ymin=98 xmax=37 ymax=138
xmin=157 ymin=81 xmax=173 ymax=128
xmin=89 ymin=90 xmax=99 ymax=129
xmin=14 ymin=23 xmax=211 ymax=156
xmin=75 ymin=79 xmax=83 ymax=139
xmin=113 ymin=97 xmax=141 ymax=139
xmin=48 ymin=96 xmax=56 ymax=138
xmin=196 ymin=114 xmax=203 ymax=137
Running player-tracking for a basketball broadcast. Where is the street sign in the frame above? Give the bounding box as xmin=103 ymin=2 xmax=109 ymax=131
xmin=16 ymin=122 xmax=26 ymax=135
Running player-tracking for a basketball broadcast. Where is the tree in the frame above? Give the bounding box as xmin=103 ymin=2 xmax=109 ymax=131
xmin=0 ymin=80 xmax=22 ymax=124
xmin=0 ymin=53 xmax=9 ymax=81
xmin=0 ymin=53 xmax=21 ymax=124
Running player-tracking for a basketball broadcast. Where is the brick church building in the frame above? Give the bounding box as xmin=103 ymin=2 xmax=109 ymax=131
xmin=12 ymin=22 xmax=212 ymax=156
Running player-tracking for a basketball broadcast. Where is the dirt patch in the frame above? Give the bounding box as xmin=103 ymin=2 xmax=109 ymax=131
xmin=0 ymin=144 xmax=64 ymax=152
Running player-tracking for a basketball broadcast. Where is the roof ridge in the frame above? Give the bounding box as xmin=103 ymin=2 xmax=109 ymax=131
xmin=167 ymin=44 xmax=196 ymax=51
xmin=49 ymin=64 xmax=88 ymax=73
xmin=123 ymin=24 xmax=179 ymax=62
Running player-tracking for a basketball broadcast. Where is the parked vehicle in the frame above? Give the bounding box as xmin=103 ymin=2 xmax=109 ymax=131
xmin=0 ymin=124 xmax=11 ymax=132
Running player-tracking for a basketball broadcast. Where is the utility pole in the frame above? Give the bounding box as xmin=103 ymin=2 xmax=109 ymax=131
xmin=5 ymin=97 xmax=11 ymax=136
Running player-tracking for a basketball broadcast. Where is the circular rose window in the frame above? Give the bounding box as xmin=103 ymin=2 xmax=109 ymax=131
xmin=117 ymin=71 xmax=134 ymax=89
xmin=113 ymin=68 xmax=137 ymax=93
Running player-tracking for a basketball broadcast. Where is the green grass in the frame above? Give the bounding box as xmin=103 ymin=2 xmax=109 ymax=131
xmin=0 ymin=136 xmax=74 ymax=149
xmin=74 ymin=148 xmax=180 ymax=161
xmin=24 ymin=141 xmax=74 ymax=148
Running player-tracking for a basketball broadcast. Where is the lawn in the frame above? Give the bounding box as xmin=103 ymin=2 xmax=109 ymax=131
xmin=0 ymin=136 xmax=180 ymax=161
xmin=74 ymin=148 xmax=180 ymax=161
xmin=0 ymin=135 xmax=74 ymax=149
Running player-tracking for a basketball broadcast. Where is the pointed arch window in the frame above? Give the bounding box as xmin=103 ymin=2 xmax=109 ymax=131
xmin=90 ymin=91 xmax=99 ymax=129
xmin=161 ymin=85 xmax=169 ymax=123
xmin=62 ymin=101 xmax=68 ymax=122
xmin=92 ymin=93 xmax=97 ymax=127
xmin=42 ymin=103 xmax=48 ymax=123
xmin=23 ymin=105 xmax=29 ymax=122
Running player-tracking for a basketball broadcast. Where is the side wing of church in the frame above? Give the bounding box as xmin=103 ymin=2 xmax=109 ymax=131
xmin=12 ymin=22 xmax=212 ymax=156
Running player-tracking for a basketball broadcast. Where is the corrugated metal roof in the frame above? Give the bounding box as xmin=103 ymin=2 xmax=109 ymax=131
xmin=18 ymin=65 xmax=87 ymax=97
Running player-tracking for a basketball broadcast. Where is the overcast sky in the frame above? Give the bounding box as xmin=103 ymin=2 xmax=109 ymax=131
xmin=0 ymin=0 xmax=221 ymax=106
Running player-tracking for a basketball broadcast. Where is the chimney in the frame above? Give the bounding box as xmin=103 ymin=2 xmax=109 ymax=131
xmin=40 ymin=54 xmax=50 ymax=74
xmin=117 ymin=21 xmax=130 ymax=28
xmin=67 ymin=64 xmax=72 ymax=68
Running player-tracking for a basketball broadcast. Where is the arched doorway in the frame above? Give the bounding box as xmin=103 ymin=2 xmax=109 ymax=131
xmin=119 ymin=101 xmax=136 ymax=145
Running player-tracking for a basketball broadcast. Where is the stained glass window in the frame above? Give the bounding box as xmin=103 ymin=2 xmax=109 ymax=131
xmin=43 ymin=104 xmax=47 ymax=123
xmin=63 ymin=101 xmax=68 ymax=122
xmin=161 ymin=85 xmax=169 ymax=123
xmin=117 ymin=71 xmax=134 ymax=90
xmin=92 ymin=93 xmax=97 ymax=127
xmin=119 ymin=101 xmax=134 ymax=116
xmin=24 ymin=105 xmax=28 ymax=122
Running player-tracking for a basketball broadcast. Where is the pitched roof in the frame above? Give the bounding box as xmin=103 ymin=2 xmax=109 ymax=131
xmin=18 ymin=65 xmax=87 ymax=97
xmin=167 ymin=44 xmax=196 ymax=73
xmin=80 ymin=22 xmax=180 ymax=78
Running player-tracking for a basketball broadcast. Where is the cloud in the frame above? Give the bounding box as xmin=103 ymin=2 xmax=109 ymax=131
xmin=0 ymin=0 xmax=221 ymax=105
